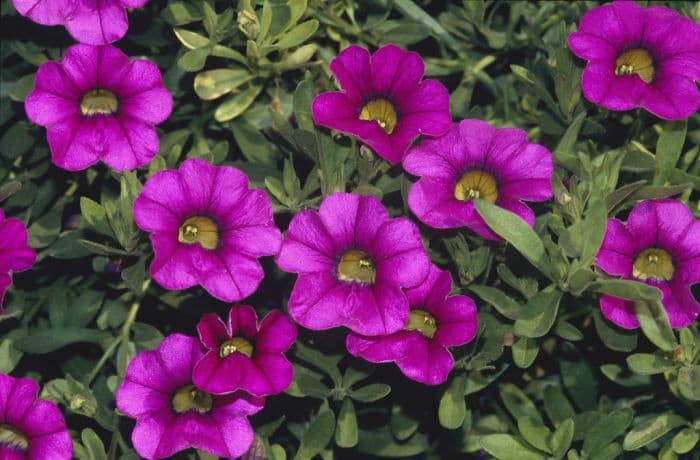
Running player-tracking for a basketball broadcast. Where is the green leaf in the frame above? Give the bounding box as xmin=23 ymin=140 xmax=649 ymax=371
xmin=671 ymin=427 xmax=698 ymax=454
xmin=438 ymin=373 xmax=466 ymax=429
xmin=583 ymin=408 xmax=634 ymax=457
xmin=468 ymin=285 xmax=521 ymax=320
xmin=653 ymin=119 xmax=687 ymax=185
xmin=80 ymin=197 xmax=114 ymax=238
xmin=393 ymin=0 xmax=458 ymax=50
xmin=591 ymin=443 xmax=622 ymax=460
xmin=512 ymin=337 xmax=539 ymax=368
xmin=635 ymin=300 xmax=678 ymax=352
xmin=214 ymin=84 xmax=263 ymax=122
xmin=335 ymin=398 xmax=358 ymax=448
xmin=350 ymin=383 xmax=391 ymax=402
xmin=357 ymin=427 xmax=427 ymax=457
xmin=177 ymin=48 xmax=210 ymax=72
xmin=194 ymin=69 xmax=255 ymax=100
xmin=294 ymin=410 xmax=335 ymax=460
xmin=80 ymin=428 xmax=107 ymax=460
xmin=390 ymin=404 xmax=419 ymax=441
xmin=543 ymin=385 xmax=575 ymax=427
xmin=294 ymin=341 xmax=342 ymax=386
xmin=517 ymin=416 xmax=552 ymax=453
xmin=561 ymin=355 xmax=598 ymax=411
xmin=514 ymin=286 xmax=562 ymax=338
xmin=479 ymin=434 xmax=547 ymax=460
xmin=121 ymin=257 xmax=147 ymax=295
xmin=14 ymin=328 xmax=110 ymax=354
xmin=28 ymin=205 xmax=64 ymax=248
xmin=474 ymin=199 xmax=550 ymax=277
xmin=590 ymin=279 xmax=662 ymax=301
xmin=677 ymin=365 xmax=700 ymax=400
xmin=294 ymin=372 xmax=332 ymax=399
xmin=626 ymin=353 xmax=676 ymax=375
xmin=600 ymin=364 xmax=652 ymax=387
xmin=499 ymin=383 xmax=542 ymax=423
xmin=550 ymin=418 xmax=574 ymax=459
xmin=293 ymin=72 xmax=315 ymax=132
xmin=623 ymin=413 xmax=687 ymax=450
xmin=0 ymin=181 xmax=21 ymax=202
xmin=593 ymin=310 xmax=638 ymax=352
xmin=274 ymin=19 xmax=318 ymax=49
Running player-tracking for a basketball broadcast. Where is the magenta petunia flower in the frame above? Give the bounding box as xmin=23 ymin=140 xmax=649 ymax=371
xmin=0 ymin=372 xmax=73 ymax=459
xmin=346 ymin=265 xmax=478 ymax=385
xmin=0 ymin=210 xmax=36 ymax=315
xmin=25 ymin=44 xmax=172 ymax=172
xmin=193 ymin=305 xmax=297 ymax=396
xmin=13 ymin=0 xmax=148 ymax=45
xmin=595 ymin=199 xmax=700 ymax=329
xmin=311 ymin=44 xmax=452 ymax=165
xmin=134 ymin=158 xmax=282 ymax=302
xmin=116 ymin=334 xmax=264 ymax=460
xmin=404 ymin=119 xmax=553 ymax=241
xmin=568 ymin=1 xmax=700 ymax=120
xmin=275 ymin=192 xmax=431 ymax=336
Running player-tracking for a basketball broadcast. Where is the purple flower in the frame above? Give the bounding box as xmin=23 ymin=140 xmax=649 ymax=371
xmin=12 ymin=0 xmax=148 ymax=45
xmin=134 ymin=158 xmax=282 ymax=302
xmin=116 ymin=334 xmax=264 ymax=460
xmin=311 ymin=44 xmax=452 ymax=165
xmin=0 ymin=372 xmax=73 ymax=459
xmin=595 ymin=199 xmax=700 ymax=329
xmin=25 ymin=44 xmax=172 ymax=172
xmin=275 ymin=192 xmax=431 ymax=336
xmin=404 ymin=120 xmax=553 ymax=240
xmin=193 ymin=305 xmax=297 ymax=396
xmin=346 ymin=265 xmax=478 ymax=385
xmin=0 ymin=210 xmax=36 ymax=315
xmin=569 ymin=0 xmax=700 ymax=120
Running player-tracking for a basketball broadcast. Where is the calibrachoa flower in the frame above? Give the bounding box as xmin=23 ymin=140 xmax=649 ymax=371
xmin=0 ymin=210 xmax=36 ymax=315
xmin=595 ymin=199 xmax=700 ymax=329
xmin=569 ymin=0 xmax=700 ymax=120
xmin=0 ymin=372 xmax=72 ymax=459
xmin=312 ymin=44 xmax=451 ymax=165
xmin=25 ymin=44 xmax=172 ymax=171
xmin=404 ymin=119 xmax=553 ymax=240
xmin=116 ymin=334 xmax=264 ymax=460
xmin=193 ymin=305 xmax=297 ymax=396
xmin=13 ymin=0 xmax=148 ymax=45
xmin=276 ymin=192 xmax=431 ymax=336
xmin=134 ymin=158 xmax=282 ymax=302
xmin=346 ymin=265 xmax=478 ymax=385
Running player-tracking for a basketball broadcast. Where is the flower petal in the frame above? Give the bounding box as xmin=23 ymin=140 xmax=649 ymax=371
xmin=395 ymin=79 xmax=451 ymax=137
xmin=195 ymin=246 xmax=264 ymax=302
xmin=197 ymin=313 xmax=230 ymax=350
xmin=346 ymin=330 xmax=416 ymax=362
xmin=275 ymin=210 xmax=336 ymax=274
xmin=329 ymin=45 xmax=371 ymax=104
xmin=3 ymin=376 xmax=39 ymax=426
xmin=432 ymin=295 xmax=478 ymax=347
xmin=596 ymin=218 xmax=635 ymax=277
xmin=256 ymin=310 xmax=297 ymax=353
xmin=46 ymin=117 xmax=100 ymax=171
xmin=370 ymin=44 xmax=424 ymax=96
xmin=25 ymin=89 xmax=79 ymax=127
xmin=395 ymin=339 xmax=454 ymax=385
xmin=581 ymin=61 xmax=647 ymax=112
xmin=135 ymin=169 xmax=191 ymax=222
xmin=12 ymin=0 xmax=75 ymax=25
xmin=149 ymin=234 xmax=197 ymax=291
xmin=208 ymin=411 xmax=255 ymax=459
xmin=373 ymin=218 xmax=430 ymax=288
xmin=121 ymin=87 xmax=173 ymax=124
xmin=65 ymin=0 xmax=129 ymax=45
xmin=405 ymin=265 xmax=449 ymax=310
xmin=342 ymin=283 xmax=410 ymax=336
xmin=228 ymin=305 xmax=259 ymax=338
xmin=319 ymin=193 xmax=387 ymax=252
xmin=193 ymin=352 xmax=246 ymax=395
xmin=287 ymin=272 xmax=347 ymax=330
xmin=599 ymin=294 xmax=639 ymax=330
xmin=642 ymin=70 xmax=700 ymax=120
xmin=659 ymin=281 xmax=700 ymax=329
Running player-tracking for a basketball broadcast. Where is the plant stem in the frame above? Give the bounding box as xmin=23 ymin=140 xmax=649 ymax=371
xmin=118 ymin=279 xmax=151 ymax=377
xmin=84 ymin=335 xmax=121 ymax=386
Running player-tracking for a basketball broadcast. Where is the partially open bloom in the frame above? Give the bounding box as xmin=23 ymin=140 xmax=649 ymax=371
xmin=0 ymin=210 xmax=36 ymax=315
xmin=404 ymin=119 xmax=553 ymax=240
xmin=193 ymin=305 xmax=297 ymax=396
xmin=312 ymin=44 xmax=451 ymax=165
xmin=346 ymin=265 xmax=478 ymax=385
xmin=25 ymin=44 xmax=172 ymax=171
xmin=0 ymin=372 xmax=73 ymax=459
xmin=276 ymin=192 xmax=431 ymax=336
xmin=569 ymin=1 xmax=700 ymax=120
xmin=595 ymin=199 xmax=700 ymax=329
xmin=13 ymin=0 xmax=148 ymax=45
xmin=116 ymin=334 xmax=264 ymax=460
xmin=134 ymin=158 xmax=282 ymax=302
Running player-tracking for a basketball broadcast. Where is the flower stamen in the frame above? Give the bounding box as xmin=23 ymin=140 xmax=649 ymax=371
xmin=178 ymin=216 xmax=219 ymax=250
xmin=171 ymin=385 xmax=213 ymax=414
xmin=632 ymin=247 xmax=674 ymax=282
xmin=80 ymin=88 xmax=119 ymax=116
xmin=405 ymin=309 xmax=437 ymax=338
xmin=0 ymin=424 xmax=29 ymax=451
xmin=359 ymin=99 xmax=398 ymax=134
xmin=219 ymin=337 xmax=254 ymax=358
xmin=615 ymin=48 xmax=655 ymax=83
xmin=454 ymin=170 xmax=498 ymax=203
xmin=337 ymin=249 xmax=376 ymax=284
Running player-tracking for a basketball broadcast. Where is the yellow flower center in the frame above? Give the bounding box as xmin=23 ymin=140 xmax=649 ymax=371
xmin=359 ymin=98 xmax=398 ymax=134
xmin=219 ymin=336 xmax=254 ymax=358
xmin=337 ymin=249 xmax=376 ymax=284
xmin=615 ymin=48 xmax=655 ymax=84
xmin=171 ymin=385 xmax=213 ymax=414
xmin=0 ymin=424 xmax=28 ymax=451
xmin=80 ymin=88 xmax=119 ymax=116
xmin=632 ymin=247 xmax=674 ymax=282
xmin=405 ymin=309 xmax=437 ymax=339
xmin=178 ymin=216 xmax=219 ymax=250
xmin=454 ymin=170 xmax=498 ymax=203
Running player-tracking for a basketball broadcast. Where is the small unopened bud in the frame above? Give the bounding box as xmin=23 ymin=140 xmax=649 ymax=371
xmin=237 ymin=0 xmax=259 ymax=39
xmin=359 ymin=144 xmax=376 ymax=162
xmin=555 ymin=189 xmax=572 ymax=205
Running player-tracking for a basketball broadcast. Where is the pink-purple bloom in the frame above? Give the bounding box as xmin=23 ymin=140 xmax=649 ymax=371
xmin=0 ymin=372 xmax=73 ymax=460
xmin=134 ymin=158 xmax=282 ymax=302
xmin=595 ymin=199 xmax=700 ymax=329
xmin=116 ymin=334 xmax=264 ymax=460
xmin=13 ymin=0 xmax=148 ymax=45
xmin=569 ymin=0 xmax=700 ymax=120
xmin=25 ymin=44 xmax=172 ymax=172
xmin=0 ymin=210 xmax=36 ymax=315
xmin=275 ymin=192 xmax=431 ymax=336
xmin=312 ymin=44 xmax=452 ymax=165
xmin=193 ymin=305 xmax=297 ymax=396
xmin=347 ymin=265 xmax=478 ymax=385
xmin=404 ymin=120 xmax=553 ymax=240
